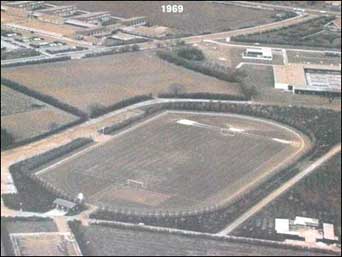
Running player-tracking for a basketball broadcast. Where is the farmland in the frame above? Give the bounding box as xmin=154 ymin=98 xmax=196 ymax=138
xmin=232 ymin=153 xmax=341 ymax=242
xmin=36 ymin=111 xmax=309 ymax=212
xmin=50 ymin=1 xmax=284 ymax=35
xmin=10 ymin=233 xmax=81 ymax=256
xmin=1 ymin=51 xmax=242 ymax=114
xmin=1 ymin=85 xmax=78 ymax=145
xmin=287 ymin=50 xmax=341 ymax=65
xmin=232 ymin=16 xmax=340 ymax=49
xmin=73 ymin=223 xmax=329 ymax=256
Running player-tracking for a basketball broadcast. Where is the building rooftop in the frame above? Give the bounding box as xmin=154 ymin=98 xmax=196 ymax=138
xmin=110 ymin=32 xmax=141 ymax=41
xmin=273 ymin=63 xmax=341 ymax=92
xmin=53 ymin=198 xmax=76 ymax=209
xmin=293 ymin=216 xmax=319 ymax=226
xmin=246 ymin=47 xmax=272 ymax=57
xmin=72 ymin=11 xmax=111 ymax=20
xmin=36 ymin=5 xmax=75 ymax=15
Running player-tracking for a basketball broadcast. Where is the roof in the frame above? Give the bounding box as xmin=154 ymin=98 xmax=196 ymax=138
xmin=275 ymin=219 xmax=290 ymax=234
xmin=273 ymin=63 xmax=341 ymax=89
xmin=294 ymin=216 xmax=319 ymax=226
xmin=246 ymin=47 xmax=272 ymax=57
xmin=323 ymin=223 xmax=337 ymax=241
xmin=273 ymin=64 xmax=307 ymax=86
xmin=65 ymin=19 xmax=98 ymax=28
xmin=72 ymin=11 xmax=111 ymax=20
xmin=110 ymin=32 xmax=141 ymax=41
xmin=53 ymin=198 xmax=77 ymax=209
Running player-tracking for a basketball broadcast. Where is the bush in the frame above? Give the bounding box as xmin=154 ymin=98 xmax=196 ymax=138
xmin=176 ymin=46 xmax=205 ymax=61
xmin=156 ymin=50 xmax=242 ymax=83
xmin=89 ymin=95 xmax=153 ymax=118
xmin=1 ymin=128 xmax=15 ymax=149
xmin=100 ymin=112 xmax=147 ymax=135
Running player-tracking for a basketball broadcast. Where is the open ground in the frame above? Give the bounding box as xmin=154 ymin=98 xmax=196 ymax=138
xmin=10 ymin=232 xmax=82 ymax=256
xmin=1 ymin=85 xmax=78 ymax=143
xmin=50 ymin=1 xmax=283 ymax=35
xmin=1 ymin=51 xmax=242 ymax=114
xmin=35 ymin=111 xmax=310 ymax=212
xmin=74 ymin=223 xmax=330 ymax=256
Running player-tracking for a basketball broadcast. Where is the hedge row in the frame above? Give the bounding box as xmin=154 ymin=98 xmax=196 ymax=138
xmin=1 ymin=118 xmax=84 ymax=151
xmin=158 ymin=92 xmax=247 ymax=101
xmin=1 ymin=56 xmax=71 ymax=68
xmin=100 ymin=112 xmax=147 ymax=135
xmin=1 ymin=222 xmax=15 ymax=256
xmin=156 ymin=50 xmax=241 ymax=83
xmin=7 ymin=138 xmax=94 ymax=211
xmin=11 ymin=137 xmax=93 ymax=174
xmin=89 ymin=94 xmax=153 ymax=118
xmin=1 ymin=78 xmax=87 ymax=118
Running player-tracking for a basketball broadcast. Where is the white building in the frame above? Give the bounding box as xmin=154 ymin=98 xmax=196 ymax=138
xmin=242 ymin=47 xmax=273 ymax=61
xmin=275 ymin=216 xmax=338 ymax=243
xmin=273 ymin=64 xmax=341 ymax=96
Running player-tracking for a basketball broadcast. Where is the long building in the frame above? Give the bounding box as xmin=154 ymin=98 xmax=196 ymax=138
xmin=273 ymin=64 xmax=341 ymax=96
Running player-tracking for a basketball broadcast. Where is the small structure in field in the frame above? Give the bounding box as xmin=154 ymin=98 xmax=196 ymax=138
xmin=275 ymin=216 xmax=338 ymax=244
xmin=242 ymin=47 xmax=273 ymax=61
xmin=53 ymin=198 xmax=78 ymax=212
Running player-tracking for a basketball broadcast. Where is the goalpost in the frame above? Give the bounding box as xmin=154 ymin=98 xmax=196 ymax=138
xmin=126 ymin=179 xmax=145 ymax=189
xmin=220 ymin=128 xmax=235 ymax=137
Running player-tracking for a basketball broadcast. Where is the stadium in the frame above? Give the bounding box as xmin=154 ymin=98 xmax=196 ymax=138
xmin=30 ymin=109 xmax=311 ymax=216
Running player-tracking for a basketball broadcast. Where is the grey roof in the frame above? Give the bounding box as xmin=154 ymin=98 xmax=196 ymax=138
xmin=53 ymin=198 xmax=77 ymax=209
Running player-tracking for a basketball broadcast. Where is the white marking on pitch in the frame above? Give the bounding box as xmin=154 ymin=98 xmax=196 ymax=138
xmin=177 ymin=119 xmax=246 ymax=132
xmin=177 ymin=119 xmax=296 ymax=145
xmin=272 ymin=138 xmax=294 ymax=145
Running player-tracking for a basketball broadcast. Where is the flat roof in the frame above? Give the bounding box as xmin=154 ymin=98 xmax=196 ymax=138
xmin=246 ymin=47 xmax=272 ymax=57
xmin=110 ymin=32 xmax=141 ymax=41
xmin=72 ymin=11 xmax=111 ymax=20
xmin=273 ymin=64 xmax=341 ymax=92
xmin=36 ymin=5 xmax=75 ymax=14
xmin=53 ymin=198 xmax=76 ymax=209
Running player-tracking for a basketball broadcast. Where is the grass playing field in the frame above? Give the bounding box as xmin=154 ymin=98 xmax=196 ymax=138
xmin=35 ymin=111 xmax=309 ymax=212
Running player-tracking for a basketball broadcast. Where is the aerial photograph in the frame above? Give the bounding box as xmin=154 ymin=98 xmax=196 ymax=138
xmin=0 ymin=1 xmax=341 ymax=256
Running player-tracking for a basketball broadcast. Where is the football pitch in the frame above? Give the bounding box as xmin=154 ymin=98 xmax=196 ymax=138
xmin=36 ymin=111 xmax=309 ymax=212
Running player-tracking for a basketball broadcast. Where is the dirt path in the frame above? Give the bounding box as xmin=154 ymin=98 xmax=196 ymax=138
xmin=217 ymin=144 xmax=341 ymax=236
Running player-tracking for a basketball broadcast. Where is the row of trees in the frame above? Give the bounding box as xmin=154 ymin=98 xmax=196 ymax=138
xmin=232 ymin=16 xmax=337 ymax=48
xmin=156 ymin=50 xmax=241 ymax=83
xmin=1 ymin=128 xmax=15 ymax=150
xmin=87 ymin=94 xmax=153 ymax=118
xmin=100 ymin=112 xmax=147 ymax=135
xmin=1 ymin=78 xmax=87 ymax=118
xmin=83 ymin=44 xmax=140 ymax=59
xmin=156 ymin=48 xmax=257 ymax=99
xmin=2 ymin=56 xmax=71 ymax=68
xmin=5 ymin=138 xmax=93 ymax=212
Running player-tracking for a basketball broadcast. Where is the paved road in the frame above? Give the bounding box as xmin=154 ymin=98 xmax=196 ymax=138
xmin=181 ymin=14 xmax=314 ymax=44
xmin=217 ymin=144 xmax=342 ymax=236
xmin=203 ymin=39 xmax=342 ymax=54
xmin=228 ymin=1 xmax=342 ymax=16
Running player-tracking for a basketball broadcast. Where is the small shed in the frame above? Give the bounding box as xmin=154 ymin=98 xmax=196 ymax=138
xmin=53 ymin=198 xmax=77 ymax=212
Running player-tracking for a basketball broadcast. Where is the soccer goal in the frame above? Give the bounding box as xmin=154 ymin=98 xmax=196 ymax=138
xmin=126 ymin=179 xmax=145 ymax=189
xmin=220 ymin=128 xmax=235 ymax=136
